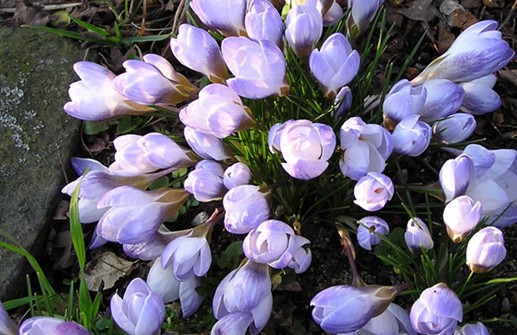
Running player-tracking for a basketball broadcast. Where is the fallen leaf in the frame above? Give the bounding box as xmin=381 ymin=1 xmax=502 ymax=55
xmin=392 ymin=0 xmax=438 ymax=23
xmin=84 ymin=251 xmax=135 ymax=291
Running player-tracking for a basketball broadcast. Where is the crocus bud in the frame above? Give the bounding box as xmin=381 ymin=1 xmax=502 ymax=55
xmin=223 ymin=185 xmax=270 ymax=234
xmin=190 ymin=0 xmax=247 ymax=36
xmin=355 ymin=303 xmax=417 ymax=335
xmin=454 ymin=322 xmax=490 ymax=335
xmin=357 ymin=216 xmax=390 ymax=250
xmin=433 ymin=113 xmax=476 ymax=144
xmin=466 ymin=226 xmax=506 ymax=273
xmin=323 ymin=1 xmax=344 ymax=26
xmin=339 ymin=116 xmax=393 ymax=181
xmin=410 ymin=283 xmax=463 ymax=335
xmin=110 ymin=278 xmax=165 ymax=335
xmin=439 ymin=154 xmax=475 ymax=202
xmin=113 ymin=54 xmax=198 ymax=105
xmin=404 ymin=218 xmax=434 ymax=253
xmin=285 ymin=0 xmax=323 ymax=59
xmin=460 ymin=74 xmax=501 ymax=115
xmin=184 ymin=160 xmax=226 ymax=202
xmin=413 ymin=20 xmax=514 ymax=84
xmin=354 ymin=172 xmax=394 ymax=211
xmin=309 ymin=32 xmax=360 ymax=97
xmin=179 ymin=83 xmax=255 ymax=138
xmin=222 ymin=37 xmax=289 ymax=99
xmin=184 ymin=126 xmax=232 ymax=161
xmin=333 ymin=86 xmax=353 ymax=118
xmin=311 ymin=284 xmax=399 ymax=334
xmin=19 ymin=317 xmax=89 ymax=335
xmin=346 ymin=0 xmax=384 ymax=38
xmin=170 ymin=24 xmax=228 ymax=83
xmin=443 ymin=195 xmax=482 ymax=243
xmin=287 ymin=242 xmax=312 ymax=273
xmin=383 ymin=79 xmax=427 ymax=122
xmin=268 ymin=119 xmax=336 ymax=180
xmin=64 ymin=62 xmax=151 ymax=121
xmin=420 ymin=79 xmax=465 ymax=122
xmin=392 ymin=115 xmax=432 ymax=157
xmin=223 ymin=162 xmax=252 ymax=189
xmin=245 ymin=0 xmax=283 ymax=46
xmin=0 ymin=302 xmax=18 ymax=335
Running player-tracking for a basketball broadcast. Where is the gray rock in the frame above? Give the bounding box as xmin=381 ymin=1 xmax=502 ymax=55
xmin=0 ymin=26 xmax=83 ymax=299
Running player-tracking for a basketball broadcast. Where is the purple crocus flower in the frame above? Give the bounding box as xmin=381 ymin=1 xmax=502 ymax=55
xmin=309 ymin=32 xmax=360 ymax=97
xmin=443 ymin=195 xmax=482 ymax=243
xmin=433 ymin=113 xmax=477 ymax=144
xmin=357 ymin=216 xmax=390 ymax=250
xmin=222 ymin=37 xmax=289 ymax=99
xmin=19 ymin=317 xmax=90 ymax=335
xmin=455 ymin=322 xmax=490 ymax=335
xmin=223 ymin=184 xmax=270 ymax=234
xmin=179 ymin=83 xmax=255 ymax=138
xmin=212 ymin=260 xmax=272 ymax=335
xmin=419 ymin=79 xmax=465 ymax=122
xmin=439 ymin=154 xmax=475 ymax=202
xmin=413 ymin=20 xmax=514 ymax=84
xmin=410 ymin=283 xmax=463 ymax=335
xmin=311 ymin=285 xmax=398 ymax=334
xmin=223 ymin=162 xmax=252 ymax=190
xmin=353 ymin=172 xmax=394 ymax=211
xmin=339 ymin=116 xmax=393 ymax=181
xmin=113 ymin=54 xmax=198 ymax=105
xmin=466 ymin=226 xmax=506 ymax=273
xmin=404 ymin=217 xmax=434 ymax=254
xmin=285 ymin=0 xmax=323 ymax=59
xmin=245 ymin=0 xmax=284 ymax=46
xmin=392 ymin=115 xmax=432 ymax=157
xmin=346 ymin=0 xmax=385 ymax=38
xmin=460 ymin=74 xmax=501 ymax=115
xmin=333 ymin=86 xmax=353 ymax=118
xmin=184 ymin=160 xmax=226 ymax=202
xmin=190 ymin=0 xmax=247 ymax=36
xmin=268 ymin=119 xmax=336 ymax=180
xmin=110 ymin=278 xmax=165 ymax=335
xmin=64 ymin=62 xmax=151 ymax=121
xmin=383 ymin=79 xmax=427 ymax=122
xmin=0 ymin=302 xmax=18 ymax=335
xmin=353 ymin=303 xmax=416 ymax=335
xmin=184 ymin=126 xmax=232 ymax=161
xmin=323 ymin=1 xmax=344 ymax=26
xmin=170 ymin=24 xmax=228 ymax=83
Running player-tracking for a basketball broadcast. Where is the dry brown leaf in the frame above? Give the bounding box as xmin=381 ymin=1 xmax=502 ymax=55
xmin=84 ymin=251 xmax=135 ymax=291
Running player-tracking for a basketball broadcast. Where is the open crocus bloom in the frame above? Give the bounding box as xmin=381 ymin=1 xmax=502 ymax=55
xmin=190 ymin=0 xmax=247 ymax=36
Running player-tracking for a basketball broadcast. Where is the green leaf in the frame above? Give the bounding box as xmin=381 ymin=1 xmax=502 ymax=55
xmin=216 ymin=241 xmax=243 ymax=269
xmin=83 ymin=121 xmax=109 ymax=135
xmin=70 ymin=176 xmax=86 ymax=271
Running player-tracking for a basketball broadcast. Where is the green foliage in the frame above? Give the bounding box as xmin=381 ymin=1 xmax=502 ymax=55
xmin=215 ymin=241 xmax=244 ymax=270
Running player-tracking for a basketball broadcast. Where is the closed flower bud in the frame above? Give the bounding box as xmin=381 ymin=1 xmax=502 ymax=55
xmin=383 ymin=79 xmax=426 ymax=122
xmin=420 ymin=79 xmax=465 ymax=122
xmin=245 ymin=0 xmax=283 ymax=46
xmin=466 ymin=226 xmax=506 ymax=273
xmin=439 ymin=154 xmax=475 ymax=202
xmin=346 ymin=0 xmax=385 ymax=38
xmin=184 ymin=160 xmax=226 ymax=202
xmin=357 ymin=216 xmax=390 ymax=250
xmin=19 ymin=317 xmax=89 ymax=335
xmin=392 ymin=115 xmax=432 ymax=157
xmin=410 ymin=283 xmax=463 ymax=335
xmin=443 ymin=195 xmax=482 ymax=243
xmin=354 ymin=172 xmax=394 ymax=211
xmin=355 ymin=303 xmax=417 ymax=335
xmin=404 ymin=218 xmax=434 ymax=253
xmin=190 ymin=0 xmax=246 ymax=36
xmin=223 ymin=162 xmax=252 ymax=190
xmin=454 ymin=322 xmax=490 ymax=335
xmin=223 ymin=185 xmax=270 ymax=234
xmin=0 ymin=302 xmax=18 ymax=335
xmin=433 ymin=113 xmax=476 ymax=144
xmin=460 ymin=74 xmax=501 ymax=115
xmin=184 ymin=126 xmax=232 ymax=161
xmin=285 ymin=0 xmax=323 ymax=59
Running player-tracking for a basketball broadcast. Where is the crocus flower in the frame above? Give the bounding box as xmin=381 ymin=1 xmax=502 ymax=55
xmin=323 ymin=1 xmax=344 ymax=26
xmin=285 ymin=0 xmax=323 ymax=59
xmin=109 ymin=132 xmax=196 ymax=176
xmin=454 ymin=322 xmax=490 ymax=335
xmin=339 ymin=116 xmax=393 ymax=181
xmin=64 ymin=62 xmax=151 ymax=121
xmin=392 ymin=115 xmax=432 ymax=157
xmin=123 ymin=229 xmax=172 ymax=261
xmin=190 ymin=0 xmax=247 ymax=36
xmin=346 ymin=0 xmax=384 ymax=38
xmin=223 ymin=162 xmax=252 ymax=189
xmin=439 ymin=154 xmax=475 ymax=202
xmin=353 ymin=172 xmax=394 ymax=211
xmin=419 ymin=79 xmax=465 ymax=122
xmin=460 ymin=74 xmax=501 ymax=115
xmin=212 ymin=260 xmax=272 ymax=335
xmin=245 ymin=0 xmax=284 ymax=46
xmin=309 ymin=32 xmax=360 ymax=97
xmin=466 ymin=226 xmax=506 ymax=273
xmin=180 ymin=84 xmax=255 ymax=138
xmin=19 ymin=317 xmax=90 ymax=335
xmin=287 ymin=241 xmax=312 ymax=273
xmin=161 ymin=231 xmax=212 ymax=281
xmin=222 ymin=37 xmax=289 ymax=99
xmin=404 ymin=218 xmax=434 ymax=253
xmin=383 ymin=79 xmax=427 ymax=122
xmin=243 ymin=220 xmax=311 ymax=269
xmin=113 ymin=54 xmax=198 ymax=105
xmin=170 ymin=24 xmax=228 ymax=83
xmin=443 ymin=195 xmax=482 ymax=243
xmin=184 ymin=160 xmax=226 ymax=202
xmin=353 ymin=303 xmax=416 ymax=335
xmin=223 ymin=184 xmax=270 ymax=234
xmin=410 ymin=283 xmax=463 ymax=335
xmin=311 ymin=285 xmax=398 ymax=334
xmin=96 ymin=186 xmax=190 ymax=244
xmin=0 ymin=302 xmax=18 ymax=335
xmin=413 ymin=20 xmax=514 ymax=84
xmin=184 ymin=126 xmax=232 ymax=161
xmin=268 ymin=119 xmax=336 ymax=180
xmin=211 ymin=312 xmax=254 ymax=335
xmin=357 ymin=216 xmax=390 ymax=250
xmin=333 ymin=86 xmax=353 ymax=118
xmin=110 ymin=278 xmax=165 ymax=335
xmin=433 ymin=113 xmax=477 ymax=144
